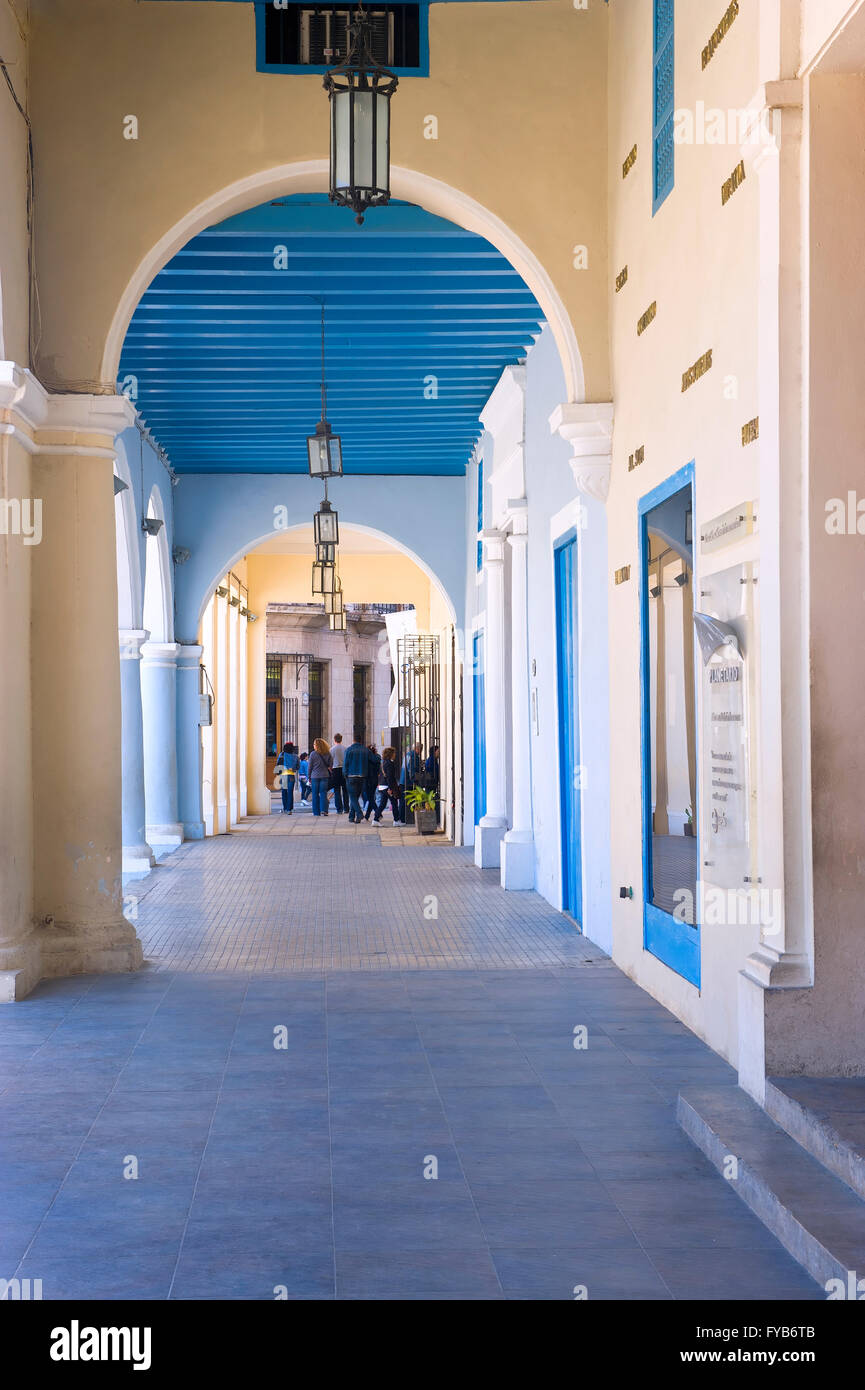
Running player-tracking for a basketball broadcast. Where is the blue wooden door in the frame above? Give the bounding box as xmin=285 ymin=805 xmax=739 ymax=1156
xmin=473 ymin=631 xmax=486 ymax=823
xmin=555 ymin=537 xmax=582 ymax=923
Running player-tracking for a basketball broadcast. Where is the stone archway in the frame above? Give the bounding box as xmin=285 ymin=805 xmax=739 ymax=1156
xmin=101 ymin=161 xmax=586 ymax=409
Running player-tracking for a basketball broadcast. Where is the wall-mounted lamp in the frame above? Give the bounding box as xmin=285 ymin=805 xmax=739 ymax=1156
xmin=650 ymin=583 xmax=662 ymax=599
xmin=142 ymin=516 xmax=164 ymax=536
xmin=228 ymin=595 xmax=241 ymax=608
xmin=247 ymin=612 xmax=259 ymax=623
xmin=172 ymin=546 xmax=190 ymax=565
xmin=113 ymin=475 xmax=129 ymax=496
xmin=674 ymin=570 xmax=689 ymax=587
xmin=216 ymin=586 xmax=228 ymax=599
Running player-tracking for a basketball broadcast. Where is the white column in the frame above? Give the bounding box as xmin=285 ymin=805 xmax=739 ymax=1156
xmin=475 ymin=528 xmax=508 ymax=868
xmin=120 ymin=628 xmax=156 ymax=879
xmin=141 ymin=640 xmax=183 ymax=856
xmin=736 ymin=80 xmax=811 ymax=1101
xmin=501 ymin=507 xmax=535 ymax=889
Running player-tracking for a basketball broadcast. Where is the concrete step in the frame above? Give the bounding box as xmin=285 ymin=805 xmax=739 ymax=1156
xmin=677 ymin=1085 xmax=865 ymax=1291
xmin=765 ymin=1076 xmax=865 ymax=1202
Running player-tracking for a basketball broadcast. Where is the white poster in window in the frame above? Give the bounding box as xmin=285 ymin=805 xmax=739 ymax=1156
xmin=696 ymin=561 xmax=759 ymax=891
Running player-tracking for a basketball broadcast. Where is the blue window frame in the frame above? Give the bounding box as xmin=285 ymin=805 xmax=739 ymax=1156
xmin=638 ymin=462 xmax=700 ymax=987
xmin=652 ymin=0 xmax=675 ymax=213
xmin=255 ymin=2 xmax=431 ymax=77
xmin=555 ymin=529 xmax=582 ymax=925
xmin=476 ymin=455 xmax=483 ymax=572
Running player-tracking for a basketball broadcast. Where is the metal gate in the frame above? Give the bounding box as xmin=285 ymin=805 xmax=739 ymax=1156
xmin=281 ymin=695 xmax=299 ymax=746
xmin=396 ymin=634 xmax=440 ymax=764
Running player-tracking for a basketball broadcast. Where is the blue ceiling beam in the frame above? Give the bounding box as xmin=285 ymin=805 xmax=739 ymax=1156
xmin=120 ymin=194 xmax=542 ymax=475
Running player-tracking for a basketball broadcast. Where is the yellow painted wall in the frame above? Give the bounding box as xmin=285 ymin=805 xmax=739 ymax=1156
xmin=606 ymin=0 xmax=764 ymax=1064
xmin=27 ymin=0 xmax=608 ymax=399
xmin=0 ymin=1 xmax=31 ymax=364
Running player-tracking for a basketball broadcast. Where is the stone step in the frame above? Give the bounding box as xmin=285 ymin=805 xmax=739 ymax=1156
xmin=765 ymin=1076 xmax=865 ymax=1203
xmin=677 ymin=1085 xmax=865 ymax=1291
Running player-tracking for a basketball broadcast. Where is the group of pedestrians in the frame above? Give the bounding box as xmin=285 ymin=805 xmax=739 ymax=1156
xmin=275 ymin=733 xmax=439 ymax=825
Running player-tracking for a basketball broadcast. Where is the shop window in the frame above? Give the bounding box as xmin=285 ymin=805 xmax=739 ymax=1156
xmin=639 ymin=465 xmax=699 ymax=985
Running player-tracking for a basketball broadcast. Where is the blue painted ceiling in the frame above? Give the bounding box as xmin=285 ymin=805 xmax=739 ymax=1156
xmin=120 ymin=195 xmax=544 ymax=475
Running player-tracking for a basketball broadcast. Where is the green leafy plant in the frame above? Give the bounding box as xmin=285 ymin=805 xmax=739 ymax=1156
xmin=405 ymin=786 xmax=436 ymax=813
xmin=685 ymin=806 xmax=694 ymax=825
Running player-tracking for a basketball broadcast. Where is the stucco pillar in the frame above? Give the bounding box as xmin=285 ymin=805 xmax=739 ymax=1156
xmin=501 ymin=509 xmax=535 ymax=889
xmin=31 ymin=393 xmax=143 ymax=981
xmin=0 ymin=364 xmax=41 ymax=999
xmin=120 ymin=629 xmax=157 ymax=879
xmin=246 ymin=603 xmax=270 ymax=815
xmin=141 ymin=640 xmax=184 ymax=855
xmin=475 ymin=528 xmax=507 ymax=868
xmin=176 ymin=643 xmax=205 ymax=839
xmin=736 ymin=82 xmax=810 ymax=1100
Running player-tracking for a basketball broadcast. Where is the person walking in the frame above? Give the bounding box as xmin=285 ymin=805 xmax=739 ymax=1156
xmin=363 ymin=744 xmax=381 ymax=821
xmin=298 ymin=751 xmax=310 ymax=804
xmin=275 ymin=741 xmax=299 ymax=814
xmin=343 ymin=737 xmax=370 ymax=824
xmin=399 ymin=741 xmax=423 ymax=825
xmin=330 ymin=733 xmax=347 ymax=814
xmin=377 ymin=746 xmax=401 ymax=824
xmin=308 ymin=738 xmax=332 ymax=818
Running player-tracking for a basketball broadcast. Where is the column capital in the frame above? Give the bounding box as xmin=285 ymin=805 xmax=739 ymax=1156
xmin=119 ymin=628 xmax=150 ymax=660
xmin=505 ymin=500 xmax=529 ymax=541
xmin=480 ymin=528 xmax=507 ymax=565
xmin=550 ymin=401 xmax=614 ymax=503
xmin=176 ymin=643 xmax=204 ymax=669
xmin=141 ymin=641 xmax=183 ymax=666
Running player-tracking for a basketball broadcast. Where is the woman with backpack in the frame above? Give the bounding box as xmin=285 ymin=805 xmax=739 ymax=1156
xmin=275 ymin=741 xmax=299 ymax=814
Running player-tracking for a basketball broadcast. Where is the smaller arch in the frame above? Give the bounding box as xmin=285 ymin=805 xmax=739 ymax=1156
xmin=195 ymin=521 xmax=459 ymax=635
xmin=142 ymin=484 xmax=174 ymax=643
xmin=114 ymin=437 xmax=143 ymax=631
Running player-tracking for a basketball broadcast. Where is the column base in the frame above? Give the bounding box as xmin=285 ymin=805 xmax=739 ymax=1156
xmin=182 ymin=821 xmax=206 ymax=840
xmin=474 ymin=819 xmax=507 ymax=869
xmin=38 ymin=918 xmax=144 ymax=981
xmin=122 ymin=843 xmax=156 ymax=880
xmin=146 ymin=823 xmax=184 ymax=858
xmin=501 ymin=832 xmax=535 ymax=891
xmin=737 ymin=969 xmax=768 ymax=1104
xmin=0 ymin=937 xmax=43 ymax=1002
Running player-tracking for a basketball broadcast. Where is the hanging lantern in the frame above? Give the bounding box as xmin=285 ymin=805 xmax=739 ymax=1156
xmin=324 ymin=584 xmax=344 ymax=617
xmin=314 ymin=500 xmax=339 ymax=546
xmin=307 ymin=304 xmax=343 ymax=478
xmin=307 ymin=420 xmax=343 ymax=479
xmin=312 ymin=560 xmax=337 ymax=596
xmin=324 ymin=6 xmax=399 ymax=227
xmin=329 ymin=609 xmax=347 ymax=632
xmin=316 ymin=541 xmax=336 ymax=564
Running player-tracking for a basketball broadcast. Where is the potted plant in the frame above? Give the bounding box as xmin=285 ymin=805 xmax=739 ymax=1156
xmin=684 ymin=806 xmax=695 ymax=838
xmin=405 ymin=786 xmax=438 ymax=836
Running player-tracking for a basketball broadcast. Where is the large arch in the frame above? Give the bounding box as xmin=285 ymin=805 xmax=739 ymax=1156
xmin=101 ymin=161 xmax=585 ymax=408
xmin=113 ymin=436 xmax=142 ymax=632
xmin=197 ymin=521 xmax=459 ymax=636
xmin=142 ymin=483 xmax=174 ymax=645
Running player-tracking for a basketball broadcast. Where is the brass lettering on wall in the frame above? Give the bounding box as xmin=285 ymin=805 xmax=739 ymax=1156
xmin=682 ymin=349 xmax=713 ymax=392
xmin=702 ymin=0 xmax=740 ymax=70
xmin=614 ymin=565 xmax=631 ymax=586
xmin=721 ymin=159 xmax=746 ymax=206
xmin=637 ymin=302 xmax=657 ymax=336
xmin=628 ymin=446 xmax=645 ymax=472
xmin=741 ymin=417 xmax=759 ymax=446
xmin=615 ymin=266 xmax=629 ymax=293
xmin=622 ymin=145 xmax=637 ymax=179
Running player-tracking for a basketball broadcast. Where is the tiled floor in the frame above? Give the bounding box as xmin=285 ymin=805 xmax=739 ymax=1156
xmin=0 ymin=816 xmax=822 ymax=1300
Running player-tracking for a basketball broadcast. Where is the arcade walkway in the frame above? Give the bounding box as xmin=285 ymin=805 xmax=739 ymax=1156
xmin=0 ymin=820 xmax=820 ymax=1300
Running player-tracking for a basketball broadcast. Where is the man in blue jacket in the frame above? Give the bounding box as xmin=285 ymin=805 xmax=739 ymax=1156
xmin=343 ymin=739 xmax=370 ymax=823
